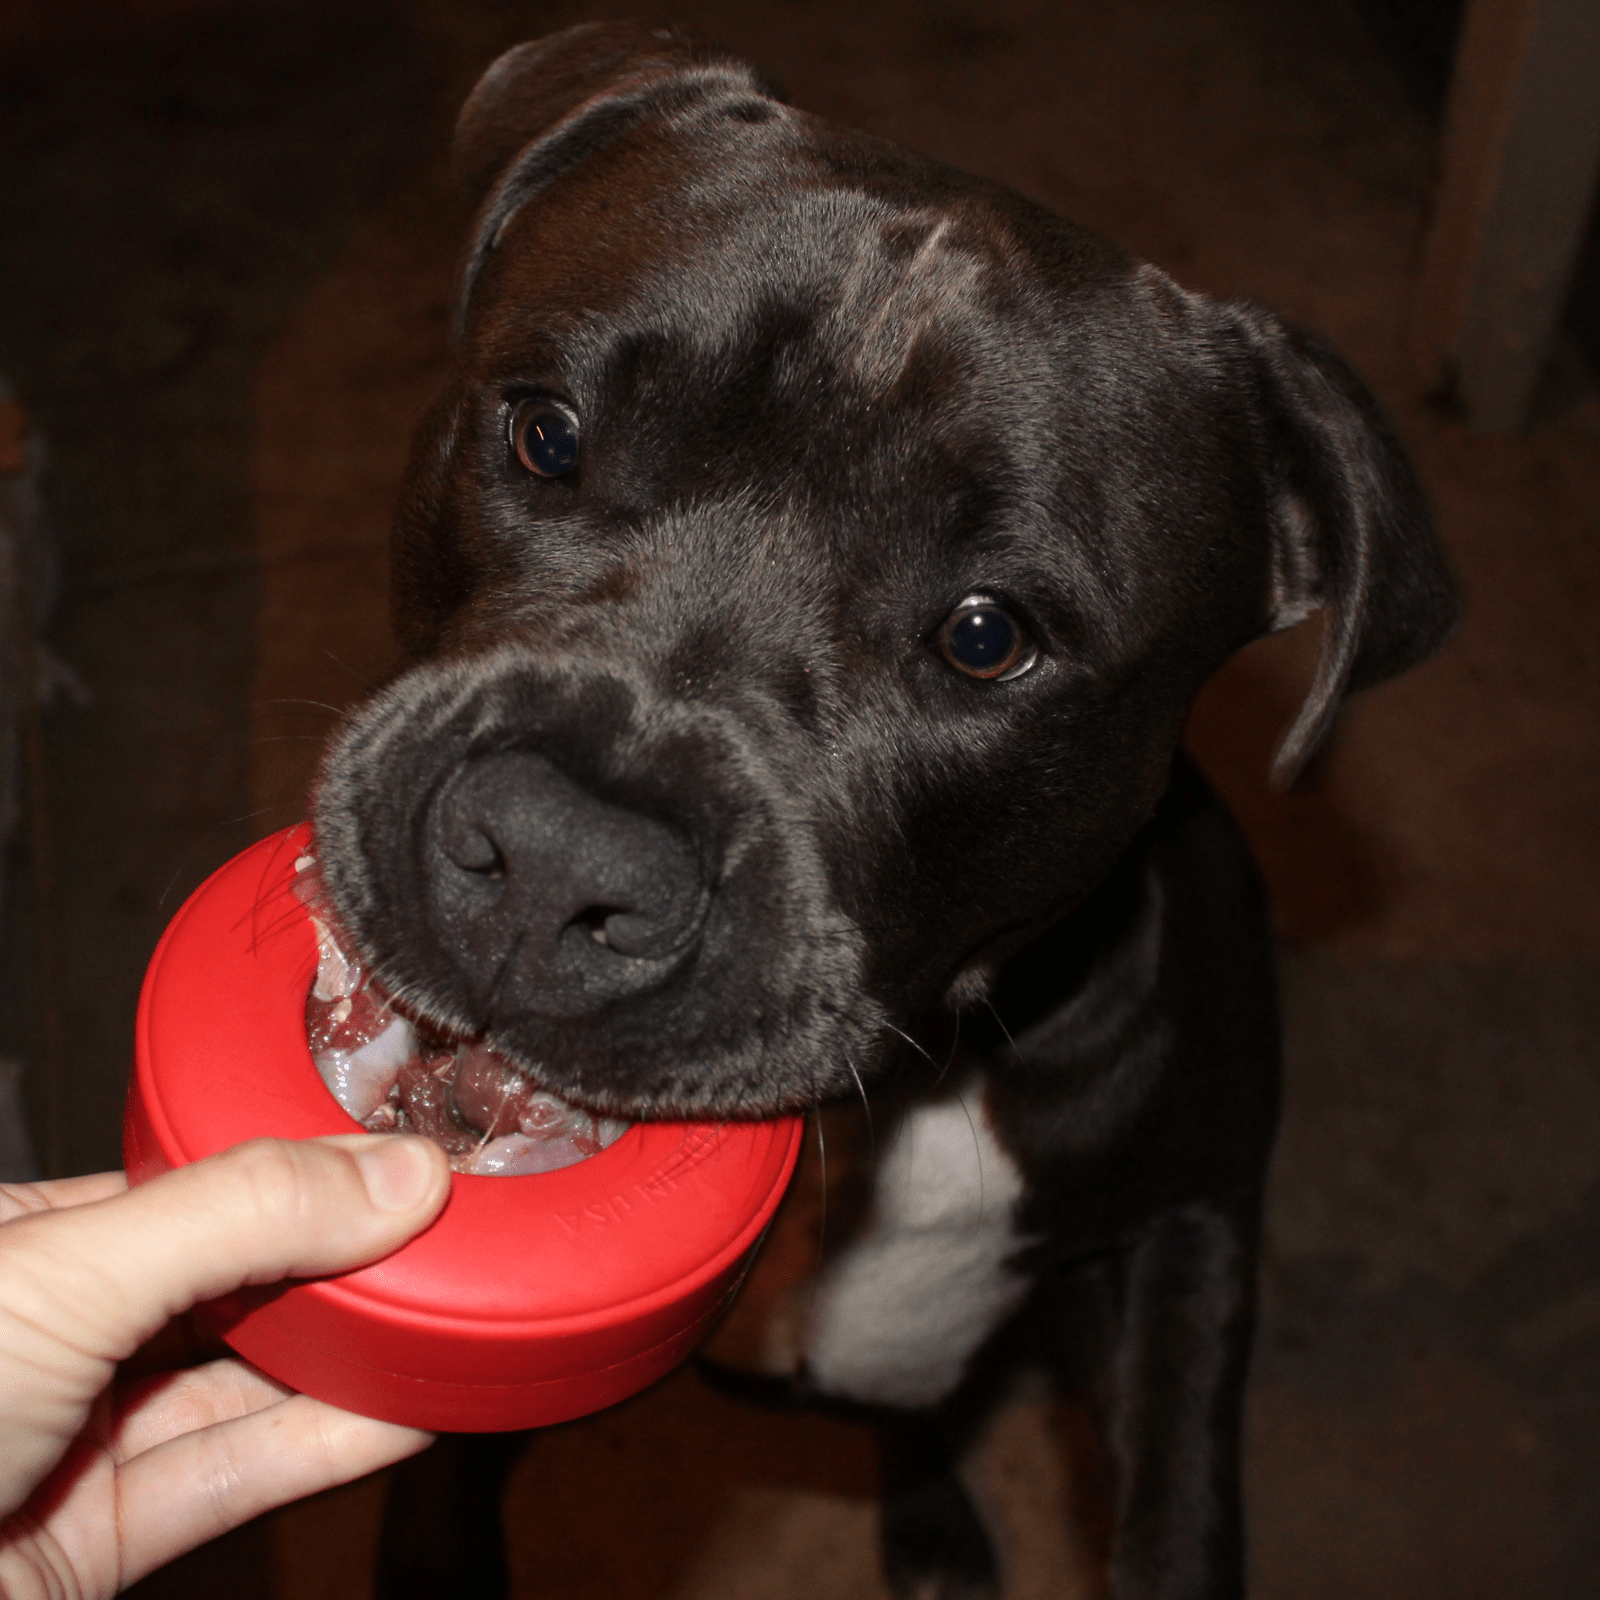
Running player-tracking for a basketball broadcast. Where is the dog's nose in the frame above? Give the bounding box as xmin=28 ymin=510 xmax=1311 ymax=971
xmin=426 ymin=751 xmax=708 ymax=1018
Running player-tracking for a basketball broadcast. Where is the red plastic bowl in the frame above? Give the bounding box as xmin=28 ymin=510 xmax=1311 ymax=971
xmin=124 ymin=826 xmax=802 ymax=1432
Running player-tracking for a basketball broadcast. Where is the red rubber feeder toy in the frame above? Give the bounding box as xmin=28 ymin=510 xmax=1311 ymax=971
xmin=124 ymin=825 xmax=802 ymax=1432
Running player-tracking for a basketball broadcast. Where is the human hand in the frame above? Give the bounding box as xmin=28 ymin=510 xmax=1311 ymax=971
xmin=0 ymin=1134 xmax=451 ymax=1598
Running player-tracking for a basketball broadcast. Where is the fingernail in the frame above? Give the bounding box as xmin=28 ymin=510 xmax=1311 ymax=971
xmin=354 ymin=1137 xmax=438 ymax=1213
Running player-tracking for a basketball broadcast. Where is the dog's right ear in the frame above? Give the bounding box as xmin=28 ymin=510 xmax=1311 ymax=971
xmin=452 ymin=24 xmax=772 ymax=324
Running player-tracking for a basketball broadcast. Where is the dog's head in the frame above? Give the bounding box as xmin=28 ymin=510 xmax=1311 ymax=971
xmin=312 ymin=23 xmax=1458 ymax=1118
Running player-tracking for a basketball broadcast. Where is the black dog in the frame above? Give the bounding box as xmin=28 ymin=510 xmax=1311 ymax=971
xmin=313 ymin=24 xmax=1458 ymax=1599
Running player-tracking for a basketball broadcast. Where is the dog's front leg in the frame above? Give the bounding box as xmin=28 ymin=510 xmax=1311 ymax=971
xmin=372 ymin=1431 xmax=531 ymax=1600
xmin=1101 ymin=1196 xmax=1261 ymax=1600
xmin=879 ymin=1405 xmax=1001 ymax=1600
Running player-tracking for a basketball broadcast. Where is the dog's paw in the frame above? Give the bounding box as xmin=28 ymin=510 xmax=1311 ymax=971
xmin=881 ymin=1474 xmax=1000 ymax=1600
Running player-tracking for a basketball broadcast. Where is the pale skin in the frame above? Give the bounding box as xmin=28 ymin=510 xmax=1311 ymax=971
xmin=0 ymin=1134 xmax=452 ymax=1598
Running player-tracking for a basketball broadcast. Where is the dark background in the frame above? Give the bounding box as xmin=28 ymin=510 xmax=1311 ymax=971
xmin=2 ymin=0 xmax=1598 ymax=1595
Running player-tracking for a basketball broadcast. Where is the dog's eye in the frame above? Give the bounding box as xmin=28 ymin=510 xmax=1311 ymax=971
xmin=510 ymin=400 xmax=579 ymax=477
xmin=938 ymin=596 xmax=1037 ymax=681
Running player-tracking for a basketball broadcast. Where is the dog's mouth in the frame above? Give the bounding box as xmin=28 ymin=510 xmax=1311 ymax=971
xmin=295 ymin=850 xmax=630 ymax=1174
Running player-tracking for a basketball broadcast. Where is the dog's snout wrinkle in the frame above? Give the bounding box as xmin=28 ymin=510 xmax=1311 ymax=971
xmin=427 ymin=750 xmax=708 ymax=1019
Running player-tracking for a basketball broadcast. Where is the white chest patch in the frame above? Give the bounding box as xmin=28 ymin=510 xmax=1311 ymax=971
xmin=801 ymin=1074 xmax=1037 ymax=1410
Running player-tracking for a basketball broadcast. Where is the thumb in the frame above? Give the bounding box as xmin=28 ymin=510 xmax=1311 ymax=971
xmin=0 ymin=1136 xmax=450 ymax=1514
xmin=4 ymin=1136 xmax=451 ymax=1360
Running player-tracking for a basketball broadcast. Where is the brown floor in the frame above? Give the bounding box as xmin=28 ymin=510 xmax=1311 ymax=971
xmin=3 ymin=0 xmax=1599 ymax=1595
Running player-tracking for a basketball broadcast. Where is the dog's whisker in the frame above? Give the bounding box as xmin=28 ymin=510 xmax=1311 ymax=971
xmin=845 ymin=1054 xmax=874 ymax=1159
xmin=155 ymin=849 xmax=211 ymax=917
xmin=884 ymin=1020 xmax=961 ymax=1088
xmin=473 ymin=1073 xmax=519 ymax=1157
xmin=883 ymin=1021 xmax=938 ymax=1074
xmin=319 ymin=648 xmax=378 ymax=693
xmin=952 ymin=1084 xmax=986 ymax=1226
xmin=982 ymin=1000 xmax=1020 ymax=1057
xmin=223 ymin=804 xmax=288 ymax=830
xmin=261 ymin=697 xmax=349 ymax=717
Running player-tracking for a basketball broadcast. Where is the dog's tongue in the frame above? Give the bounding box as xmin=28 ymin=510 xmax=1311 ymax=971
xmin=294 ymin=850 xmax=627 ymax=1175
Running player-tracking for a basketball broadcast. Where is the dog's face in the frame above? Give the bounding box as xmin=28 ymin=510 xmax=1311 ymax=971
xmin=313 ymin=25 xmax=1456 ymax=1119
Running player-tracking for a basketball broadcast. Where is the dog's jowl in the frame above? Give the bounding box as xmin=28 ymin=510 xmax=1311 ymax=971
xmin=316 ymin=23 xmax=1458 ymax=1599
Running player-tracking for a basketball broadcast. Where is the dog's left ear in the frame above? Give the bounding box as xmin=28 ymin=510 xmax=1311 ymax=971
xmin=1227 ymin=303 xmax=1461 ymax=787
xmin=451 ymin=24 xmax=773 ymax=325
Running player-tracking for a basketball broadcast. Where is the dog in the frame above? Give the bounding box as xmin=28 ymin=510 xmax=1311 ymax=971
xmin=311 ymin=23 xmax=1459 ymax=1599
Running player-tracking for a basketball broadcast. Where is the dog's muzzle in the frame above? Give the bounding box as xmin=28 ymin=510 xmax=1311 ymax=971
xmin=311 ymin=653 xmax=884 ymax=1115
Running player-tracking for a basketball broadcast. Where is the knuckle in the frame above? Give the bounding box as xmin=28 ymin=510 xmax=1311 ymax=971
xmin=223 ymin=1138 xmax=329 ymax=1229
